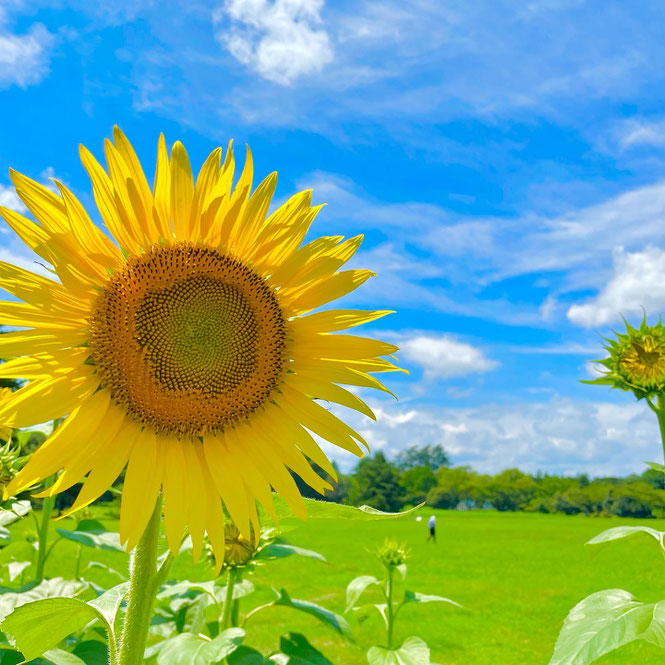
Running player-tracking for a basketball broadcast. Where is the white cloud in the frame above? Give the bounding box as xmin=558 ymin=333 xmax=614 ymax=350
xmin=567 ymin=246 xmax=665 ymax=327
xmin=0 ymin=184 xmax=26 ymax=213
xmin=399 ymin=334 xmax=498 ymax=381
xmin=214 ymin=0 xmax=333 ymax=85
xmin=327 ymin=395 xmax=659 ymax=477
xmin=0 ymin=22 xmax=54 ymax=89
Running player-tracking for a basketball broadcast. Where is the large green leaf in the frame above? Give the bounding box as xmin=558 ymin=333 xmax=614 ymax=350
xmin=270 ymin=633 xmax=334 ymax=665
xmin=273 ymin=589 xmax=351 ymax=639
xmin=262 ymin=497 xmax=421 ymax=531
xmin=645 ymin=461 xmax=665 ymax=474
xmin=258 ymin=542 xmax=326 ymax=563
xmin=1 ymin=597 xmax=100 ymax=661
xmin=345 ymin=575 xmax=380 ymax=612
xmin=156 ymin=628 xmax=245 ymax=665
xmin=56 ymin=520 xmax=124 ymax=552
xmin=1 ymin=581 xmax=128 ymax=661
xmin=0 ymin=578 xmax=86 ymax=623
xmin=367 ymin=636 xmax=430 ymax=665
xmin=549 ymin=589 xmax=665 ymax=665
xmin=586 ymin=526 xmax=664 ymax=549
xmin=401 ymin=590 xmax=462 ymax=609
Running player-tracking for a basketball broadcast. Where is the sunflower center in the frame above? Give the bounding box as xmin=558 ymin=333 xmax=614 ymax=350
xmin=90 ymin=243 xmax=287 ymax=438
xmin=618 ymin=335 xmax=665 ymax=388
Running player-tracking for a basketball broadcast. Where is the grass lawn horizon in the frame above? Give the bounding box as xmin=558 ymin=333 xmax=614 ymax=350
xmin=9 ymin=506 xmax=665 ymax=664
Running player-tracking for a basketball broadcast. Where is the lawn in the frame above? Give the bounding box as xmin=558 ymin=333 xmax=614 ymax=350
xmin=7 ymin=506 xmax=665 ymax=665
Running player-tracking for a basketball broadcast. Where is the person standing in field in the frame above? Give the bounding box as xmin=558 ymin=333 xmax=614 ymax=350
xmin=427 ymin=514 xmax=436 ymax=543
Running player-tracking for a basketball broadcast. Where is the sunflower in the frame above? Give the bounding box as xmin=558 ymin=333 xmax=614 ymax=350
xmin=0 ymin=128 xmax=401 ymax=565
xmin=585 ymin=317 xmax=665 ymax=400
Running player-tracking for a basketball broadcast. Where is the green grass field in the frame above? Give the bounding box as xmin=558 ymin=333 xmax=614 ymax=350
xmin=8 ymin=507 xmax=665 ymax=665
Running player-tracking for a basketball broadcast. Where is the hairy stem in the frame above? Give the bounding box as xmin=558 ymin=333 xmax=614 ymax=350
xmin=34 ymin=476 xmax=55 ymax=583
xmin=221 ymin=568 xmax=237 ymax=631
xmin=386 ymin=566 xmax=395 ymax=649
xmin=117 ymin=497 xmax=168 ymax=665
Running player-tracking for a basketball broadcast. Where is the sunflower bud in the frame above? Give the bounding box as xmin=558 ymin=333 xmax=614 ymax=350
xmin=223 ymin=523 xmax=257 ymax=567
xmin=585 ymin=317 xmax=665 ymax=399
xmin=0 ymin=389 xmax=14 ymax=443
xmin=0 ymin=439 xmax=21 ymax=492
xmin=377 ymin=539 xmax=410 ymax=570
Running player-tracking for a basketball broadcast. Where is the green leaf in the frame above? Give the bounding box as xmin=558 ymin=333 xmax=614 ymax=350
xmin=56 ymin=521 xmax=123 ymax=552
xmin=258 ymin=542 xmax=326 ymax=563
xmin=401 ymin=590 xmax=462 ymax=608
xmin=6 ymin=562 xmax=30 ymax=583
xmin=156 ymin=628 xmax=245 ymax=665
xmin=1 ymin=597 xmax=100 ymax=661
xmin=270 ymin=633 xmax=334 ymax=665
xmin=0 ymin=578 xmax=86 ymax=623
xmin=646 ymin=461 xmax=665 ymax=473
xmin=0 ymin=502 xmax=31 ymax=544
xmin=0 ymin=501 xmax=30 ymax=527
xmin=87 ymin=582 xmax=130 ymax=635
xmin=367 ymin=636 xmax=430 ymax=665
xmin=71 ymin=640 xmax=109 ymax=665
xmin=40 ymin=649 xmax=87 ymax=665
xmin=345 ymin=575 xmax=380 ymax=612
xmin=549 ymin=589 xmax=665 ymax=665
xmin=586 ymin=526 xmax=664 ymax=549
xmin=228 ymin=647 xmax=270 ymax=665
xmin=273 ymin=589 xmax=351 ymax=640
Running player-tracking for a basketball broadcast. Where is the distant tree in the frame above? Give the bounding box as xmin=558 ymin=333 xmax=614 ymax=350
xmin=348 ymin=452 xmax=404 ymax=512
xmin=401 ymin=465 xmax=437 ymax=505
xmin=487 ymin=468 xmax=536 ymax=511
xmin=427 ymin=466 xmax=488 ymax=509
xmin=394 ymin=444 xmax=450 ymax=471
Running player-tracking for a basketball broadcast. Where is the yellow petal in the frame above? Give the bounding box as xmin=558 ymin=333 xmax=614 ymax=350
xmin=293 ymin=333 xmax=399 ymax=361
xmin=59 ymin=420 xmax=140 ymax=519
xmin=120 ymin=428 xmax=163 ymax=549
xmin=4 ymin=386 xmax=107 ymax=497
xmin=292 ymin=309 xmax=394 ymax=333
xmin=0 ymin=329 xmax=88 ymax=359
xmin=161 ymin=437 xmax=188 ymax=554
xmin=152 ymin=133 xmax=173 ymax=241
xmin=203 ymin=436 xmax=253 ymax=539
xmin=0 ymin=368 xmax=98 ymax=430
xmin=232 ymin=172 xmax=277 ymax=257
xmin=278 ymin=386 xmax=366 ymax=456
xmin=40 ymin=400 xmax=125 ymax=498
xmin=79 ymin=144 xmax=138 ymax=253
xmin=287 ymin=373 xmax=376 ymax=420
xmin=190 ymin=147 xmax=222 ymax=238
xmin=181 ymin=441 xmax=207 ymax=562
xmin=170 ymin=141 xmax=195 ymax=239
xmin=0 ymin=348 xmax=90 ymax=379
xmin=283 ymin=270 xmax=375 ymax=315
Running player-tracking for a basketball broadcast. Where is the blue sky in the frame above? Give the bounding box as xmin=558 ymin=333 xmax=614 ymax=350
xmin=2 ymin=0 xmax=665 ymax=476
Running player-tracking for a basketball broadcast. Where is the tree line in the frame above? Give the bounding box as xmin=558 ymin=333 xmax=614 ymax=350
xmin=295 ymin=444 xmax=665 ymax=519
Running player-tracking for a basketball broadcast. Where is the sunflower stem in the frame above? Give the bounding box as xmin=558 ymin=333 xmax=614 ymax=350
xmin=221 ymin=568 xmax=237 ymax=631
xmin=117 ymin=496 xmax=166 ymax=665
xmin=34 ymin=475 xmax=55 ymax=584
xmin=386 ymin=566 xmax=395 ymax=649
xmin=658 ymin=395 xmax=665 ymax=466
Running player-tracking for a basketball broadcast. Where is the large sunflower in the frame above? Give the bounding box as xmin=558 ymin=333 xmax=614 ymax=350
xmin=0 ymin=129 xmax=401 ymax=564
